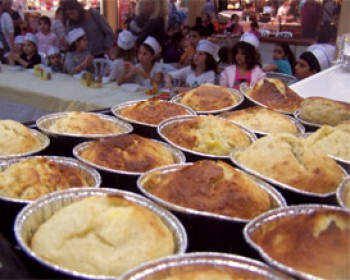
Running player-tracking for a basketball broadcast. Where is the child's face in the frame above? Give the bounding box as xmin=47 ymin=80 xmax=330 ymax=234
xmin=49 ymin=54 xmax=61 ymax=65
xmin=76 ymin=36 xmax=88 ymax=51
xmin=236 ymin=49 xmax=247 ymax=66
xmin=193 ymin=51 xmax=207 ymax=67
xmin=294 ymin=59 xmax=314 ymax=80
xmin=137 ymin=45 xmax=154 ymax=65
xmin=273 ymin=45 xmax=286 ymax=60
xmin=14 ymin=43 xmax=23 ymax=53
xmin=39 ymin=20 xmax=50 ymax=33
xmin=190 ymin=31 xmax=201 ymax=47
xmin=23 ymin=41 xmax=37 ymax=55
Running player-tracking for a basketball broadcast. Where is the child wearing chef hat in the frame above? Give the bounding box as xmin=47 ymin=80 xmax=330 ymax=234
xmin=47 ymin=45 xmax=63 ymax=73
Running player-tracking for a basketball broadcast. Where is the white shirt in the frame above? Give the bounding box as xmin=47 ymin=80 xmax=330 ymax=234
xmin=277 ymin=5 xmax=290 ymax=18
xmin=0 ymin=12 xmax=14 ymax=50
xmin=135 ymin=62 xmax=163 ymax=87
xmin=110 ymin=58 xmax=125 ymax=81
xmin=169 ymin=66 xmax=215 ymax=88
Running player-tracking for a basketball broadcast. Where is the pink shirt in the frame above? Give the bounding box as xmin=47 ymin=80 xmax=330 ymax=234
xmin=35 ymin=31 xmax=58 ymax=54
xmin=233 ymin=69 xmax=252 ymax=90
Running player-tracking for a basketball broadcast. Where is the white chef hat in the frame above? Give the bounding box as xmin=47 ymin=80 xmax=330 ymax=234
xmin=143 ymin=36 xmax=161 ymax=56
xmin=24 ymin=33 xmax=38 ymax=45
xmin=240 ymin=32 xmax=259 ymax=49
xmin=117 ymin=30 xmax=136 ymax=50
xmin=14 ymin=35 xmax=24 ymax=45
xmin=47 ymin=45 xmax=60 ymax=56
xmin=306 ymin=45 xmax=332 ymax=71
xmin=67 ymin=27 xmax=85 ymax=45
xmin=196 ymin=39 xmax=219 ymax=60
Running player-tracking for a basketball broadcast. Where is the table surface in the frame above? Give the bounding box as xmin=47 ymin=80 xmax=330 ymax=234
xmin=0 ymin=65 xmax=152 ymax=122
xmin=291 ymin=64 xmax=350 ymax=103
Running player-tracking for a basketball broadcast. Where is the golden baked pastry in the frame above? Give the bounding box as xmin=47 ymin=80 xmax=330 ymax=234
xmin=0 ymin=157 xmax=90 ymax=200
xmin=234 ymin=133 xmax=344 ymax=193
xmin=222 ymin=107 xmax=299 ymax=134
xmin=31 ymin=196 xmax=175 ymax=277
xmin=247 ymin=78 xmax=303 ymax=113
xmin=344 ymin=180 xmax=350 ymax=209
xmin=120 ymin=97 xmax=190 ymax=125
xmin=142 ymin=160 xmax=271 ymax=219
xmin=164 ymin=115 xmax=252 ymax=156
xmin=304 ymin=124 xmax=350 ymax=161
xmin=180 ymin=84 xmax=237 ymax=111
xmin=0 ymin=120 xmax=41 ymax=156
xmin=80 ymin=134 xmax=176 ymax=172
xmin=251 ymin=208 xmax=350 ymax=280
xmin=49 ymin=112 xmax=123 ymax=134
xmin=299 ymin=97 xmax=350 ymax=125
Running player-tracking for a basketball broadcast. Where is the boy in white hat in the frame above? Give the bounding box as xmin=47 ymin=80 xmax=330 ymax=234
xmin=109 ymin=30 xmax=137 ymax=82
xmin=294 ymin=50 xmax=328 ymax=80
xmin=47 ymin=46 xmax=63 ymax=73
xmin=118 ymin=36 xmax=163 ymax=87
xmin=164 ymin=39 xmax=218 ymax=93
xmin=13 ymin=35 xmax=24 ymax=57
xmin=7 ymin=33 xmax=42 ymax=69
xmin=64 ymin=27 xmax=93 ymax=74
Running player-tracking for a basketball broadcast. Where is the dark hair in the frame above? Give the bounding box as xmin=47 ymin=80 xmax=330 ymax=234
xmin=61 ymin=0 xmax=85 ymax=24
xmin=218 ymin=45 xmax=231 ymax=64
xmin=250 ymin=21 xmax=259 ymax=30
xmin=317 ymin=22 xmax=337 ymax=43
xmin=231 ymin=14 xmax=239 ymax=21
xmin=117 ymin=48 xmax=136 ymax=62
xmin=39 ymin=16 xmax=51 ymax=28
xmin=68 ymin=35 xmax=85 ymax=52
xmin=190 ymin=51 xmax=217 ymax=73
xmin=300 ymin=51 xmax=321 ymax=72
xmin=55 ymin=6 xmax=62 ymax=16
xmin=190 ymin=25 xmax=207 ymax=37
xmin=231 ymin=41 xmax=262 ymax=69
xmin=139 ymin=43 xmax=157 ymax=64
xmin=275 ymin=42 xmax=296 ymax=73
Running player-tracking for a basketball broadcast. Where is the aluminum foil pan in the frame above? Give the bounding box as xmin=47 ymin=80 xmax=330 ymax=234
xmin=120 ymin=252 xmax=291 ymax=280
xmin=337 ymin=177 xmax=350 ymax=209
xmin=137 ymin=163 xmax=286 ymax=224
xmin=294 ymin=110 xmax=322 ymax=129
xmin=244 ymin=204 xmax=350 ymax=280
xmin=111 ymin=99 xmax=196 ymax=128
xmin=230 ymin=149 xmax=348 ymax=198
xmin=170 ymin=88 xmax=244 ymax=114
xmin=14 ymin=188 xmax=188 ymax=280
xmin=240 ymin=83 xmax=295 ymax=115
xmin=219 ymin=110 xmax=305 ymax=136
xmin=158 ymin=115 xmax=257 ymax=160
xmin=0 ymin=156 xmax=101 ymax=204
xmin=73 ymin=138 xmax=186 ymax=176
xmin=36 ymin=112 xmax=133 ymax=139
xmin=0 ymin=129 xmax=50 ymax=161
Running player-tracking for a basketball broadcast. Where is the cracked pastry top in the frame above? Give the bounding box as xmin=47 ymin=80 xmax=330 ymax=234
xmin=163 ymin=115 xmax=253 ymax=156
xmin=221 ymin=106 xmax=299 ymax=134
xmin=141 ymin=160 xmax=273 ymax=219
xmin=246 ymin=78 xmax=303 ymax=113
xmin=179 ymin=84 xmax=237 ymax=111
xmin=0 ymin=157 xmax=91 ymax=200
xmin=79 ymin=134 xmax=176 ymax=172
xmin=233 ymin=133 xmax=344 ymax=193
xmin=48 ymin=112 xmax=124 ymax=134
xmin=119 ymin=97 xmax=191 ymax=125
xmin=251 ymin=208 xmax=350 ymax=280
xmin=30 ymin=196 xmax=175 ymax=277
xmin=0 ymin=120 xmax=42 ymax=156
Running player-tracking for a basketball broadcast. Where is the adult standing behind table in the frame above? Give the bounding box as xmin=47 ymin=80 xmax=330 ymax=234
xmin=61 ymin=0 xmax=114 ymax=58
xmin=129 ymin=0 xmax=168 ymax=47
xmin=300 ymin=0 xmax=322 ymax=38
xmin=0 ymin=0 xmax=14 ymax=52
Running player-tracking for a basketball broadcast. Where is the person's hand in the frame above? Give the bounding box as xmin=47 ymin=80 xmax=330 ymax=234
xmin=85 ymin=55 xmax=94 ymax=67
xmin=7 ymin=52 xmax=19 ymax=61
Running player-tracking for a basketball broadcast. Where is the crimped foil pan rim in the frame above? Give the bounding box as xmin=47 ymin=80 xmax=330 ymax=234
xmin=36 ymin=112 xmax=133 ymax=138
xmin=239 ymin=83 xmax=295 ymax=115
xmin=230 ymin=149 xmax=347 ymax=198
xmin=219 ymin=110 xmax=305 ymax=136
xmin=111 ymin=99 xmax=196 ymax=128
xmin=137 ymin=163 xmax=286 ymax=223
xmin=120 ymin=252 xmax=291 ymax=280
xmin=0 ymin=156 xmax=101 ymax=204
xmin=336 ymin=176 xmax=350 ymax=209
xmin=14 ymin=187 xmax=188 ymax=280
xmin=243 ymin=204 xmax=349 ymax=280
xmin=157 ymin=115 xmax=257 ymax=159
xmin=294 ymin=110 xmax=322 ymax=129
xmin=0 ymin=129 xmax=50 ymax=160
xmin=170 ymin=88 xmax=244 ymax=115
xmin=73 ymin=138 xmax=186 ymax=175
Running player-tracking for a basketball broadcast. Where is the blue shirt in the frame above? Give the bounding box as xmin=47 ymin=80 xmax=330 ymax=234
xmin=273 ymin=59 xmax=292 ymax=75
